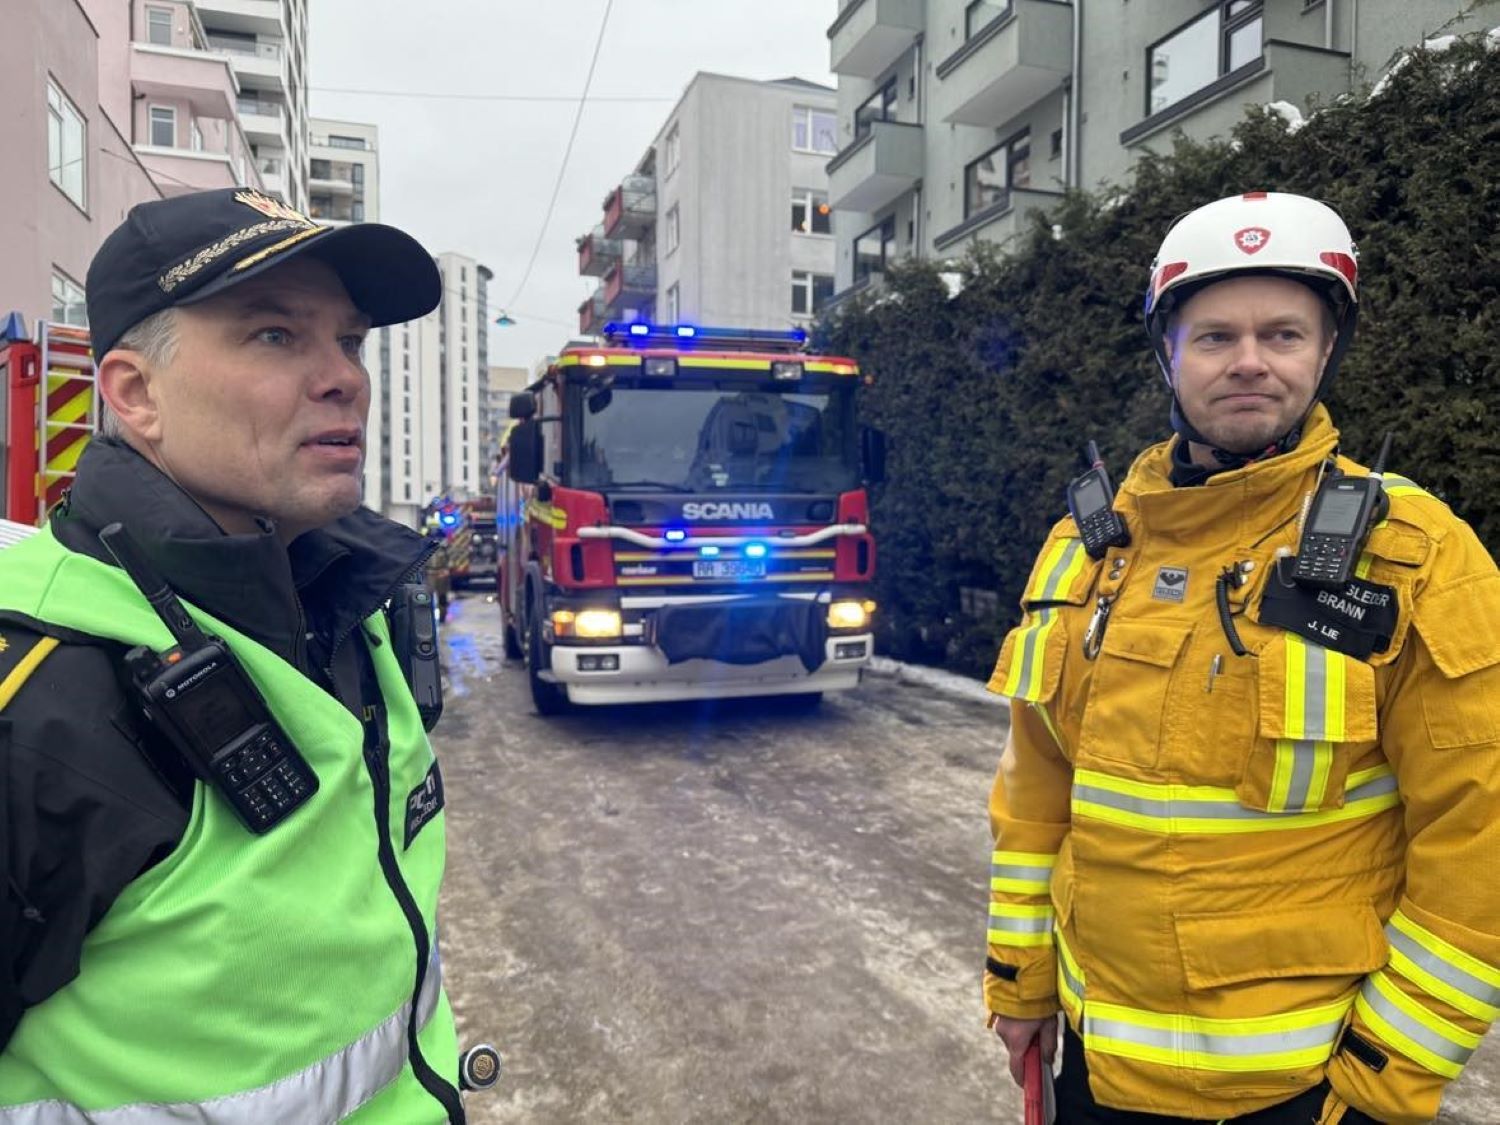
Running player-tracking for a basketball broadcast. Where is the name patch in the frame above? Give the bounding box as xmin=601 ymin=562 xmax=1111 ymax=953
xmin=404 ymin=761 xmax=446 ymax=848
xmin=1258 ymin=565 xmax=1399 ymax=660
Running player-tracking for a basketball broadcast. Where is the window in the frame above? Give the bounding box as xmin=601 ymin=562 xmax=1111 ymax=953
xmin=663 ymin=123 xmax=680 ymax=177
xmin=791 ymin=188 xmax=833 ymax=235
xmin=965 ymin=0 xmax=1010 ymax=39
xmin=146 ymin=6 xmax=173 ymax=45
xmin=328 ymin=134 xmax=366 ymax=149
xmin=666 ymin=283 xmax=680 ymax=323
xmin=854 ymin=217 xmax=897 ymax=281
xmin=309 ymin=157 xmax=331 ymax=179
xmin=1050 ymin=128 xmax=1063 ymax=159
xmin=791 ymin=271 xmax=835 ymax=316
xmin=854 ymin=78 xmax=898 ymax=141
xmin=352 ymin=201 xmax=364 ymax=222
xmin=665 ymin=204 xmax=681 ymax=254
xmin=1148 ymin=2 xmax=1263 ymax=115
xmin=792 ymin=105 xmax=838 ymax=155
xmin=964 ymin=130 xmax=1030 ymax=217
xmin=149 ymin=105 xmax=176 ymax=147
xmin=47 ymin=79 xmax=86 ymax=209
xmin=51 ymin=271 xmax=87 ymax=326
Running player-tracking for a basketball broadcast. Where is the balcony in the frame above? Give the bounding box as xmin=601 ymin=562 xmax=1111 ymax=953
xmin=577 ymin=228 xmax=624 ymax=277
xmin=828 ymin=0 xmax=925 ymax=79
xmin=602 ymin=262 xmax=658 ymax=309
xmin=936 ymin=1 xmax=1073 ymax=126
xmin=236 ymin=97 xmax=285 ymax=146
xmin=603 ymin=174 xmax=656 ymax=241
xmin=827 ymin=119 xmax=923 ymax=213
xmin=129 ymin=43 xmax=238 ymax=120
xmin=135 ymin=146 xmax=245 ymax=196
xmin=931 ymin=186 xmax=1066 ymax=254
xmin=579 ymin=291 xmax=608 ymax=335
xmin=194 ymin=0 xmax=285 ymax=37
xmin=209 ymin=35 xmax=284 ymax=86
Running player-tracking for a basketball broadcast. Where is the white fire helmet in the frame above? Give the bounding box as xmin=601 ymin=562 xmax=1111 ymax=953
xmin=1144 ymin=191 xmax=1359 ymax=385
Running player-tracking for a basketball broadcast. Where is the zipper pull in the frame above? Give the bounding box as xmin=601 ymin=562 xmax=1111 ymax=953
xmin=1082 ymin=595 xmax=1115 ymax=661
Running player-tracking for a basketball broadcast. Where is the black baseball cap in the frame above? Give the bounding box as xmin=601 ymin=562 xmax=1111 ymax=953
xmin=85 ymin=187 xmax=442 ymax=358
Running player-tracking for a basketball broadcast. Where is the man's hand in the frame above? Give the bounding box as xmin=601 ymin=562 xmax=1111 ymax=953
xmin=987 ymin=1012 xmax=1059 ymax=1087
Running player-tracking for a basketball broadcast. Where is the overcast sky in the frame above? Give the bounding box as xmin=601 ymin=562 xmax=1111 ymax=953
xmin=308 ymin=1 xmax=836 ymax=371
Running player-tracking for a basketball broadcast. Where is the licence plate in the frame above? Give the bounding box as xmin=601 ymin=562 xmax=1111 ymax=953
xmin=692 ymin=559 xmax=766 ymax=580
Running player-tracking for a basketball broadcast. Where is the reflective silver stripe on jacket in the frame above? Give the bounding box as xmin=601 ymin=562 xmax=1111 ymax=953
xmin=1 ymin=946 xmax=443 ymax=1124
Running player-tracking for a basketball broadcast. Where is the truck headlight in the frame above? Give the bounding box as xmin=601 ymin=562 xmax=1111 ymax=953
xmin=827 ymin=600 xmax=874 ymax=630
xmin=574 ymin=608 xmax=623 ymax=639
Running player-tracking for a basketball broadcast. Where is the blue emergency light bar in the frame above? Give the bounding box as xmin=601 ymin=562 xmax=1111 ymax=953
xmin=601 ymin=322 xmax=808 ymax=353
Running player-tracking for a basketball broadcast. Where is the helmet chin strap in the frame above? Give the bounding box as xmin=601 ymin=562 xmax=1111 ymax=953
xmin=1169 ymin=394 xmax=1302 ymax=469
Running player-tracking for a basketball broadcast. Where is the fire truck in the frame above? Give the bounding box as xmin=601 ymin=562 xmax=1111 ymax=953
xmin=422 ymin=494 xmax=499 ymax=588
xmin=2 ymin=316 xmax=96 ymax=527
xmin=496 ymin=322 xmax=885 ymax=714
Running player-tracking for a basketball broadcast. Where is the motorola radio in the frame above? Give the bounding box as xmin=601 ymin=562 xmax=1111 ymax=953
xmin=1068 ymin=440 xmax=1132 ymax=559
xmin=99 ymin=523 xmax=319 ymax=834
xmin=1291 ymin=433 xmax=1393 ymax=590
xmin=388 ymin=582 xmax=443 ymax=732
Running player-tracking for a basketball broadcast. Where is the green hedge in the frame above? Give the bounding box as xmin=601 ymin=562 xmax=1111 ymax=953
xmin=815 ymin=34 xmax=1500 ymax=678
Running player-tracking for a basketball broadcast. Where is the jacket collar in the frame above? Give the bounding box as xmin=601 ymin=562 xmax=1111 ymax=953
xmin=50 ymin=439 xmax=430 ymax=668
xmin=1119 ymin=404 xmax=1341 ymax=546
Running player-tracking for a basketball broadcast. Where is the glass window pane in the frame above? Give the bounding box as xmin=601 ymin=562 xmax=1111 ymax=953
xmin=812 ymin=275 xmax=835 ymax=313
xmin=812 ymin=194 xmax=832 ymax=235
xmin=966 ymin=149 xmax=1008 ymax=216
xmin=1149 ymin=12 xmax=1219 ymax=114
xmin=150 ymin=107 xmax=175 ymax=147
xmin=792 ymin=110 xmax=809 ymax=151
xmin=792 ymin=192 xmax=808 ymax=232
xmin=1227 ymin=16 xmax=1262 ymax=71
xmin=812 ymin=110 xmax=838 ymax=155
xmin=147 ymin=8 xmax=173 ymax=45
xmin=792 ymin=273 xmax=809 ymax=315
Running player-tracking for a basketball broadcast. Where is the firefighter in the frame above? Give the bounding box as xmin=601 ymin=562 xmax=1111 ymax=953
xmin=983 ymin=192 xmax=1500 ymax=1124
xmin=0 ymin=189 xmax=471 ymax=1120
xmin=426 ymin=527 xmax=453 ymax=622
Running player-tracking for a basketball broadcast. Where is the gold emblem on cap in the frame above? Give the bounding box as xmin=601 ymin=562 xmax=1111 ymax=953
xmin=234 ymin=190 xmax=316 ymax=228
xmin=0 ymin=634 xmax=9 ymax=655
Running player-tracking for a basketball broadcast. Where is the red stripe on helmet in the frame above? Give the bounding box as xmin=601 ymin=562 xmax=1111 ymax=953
xmin=1153 ymin=261 xmax=1189 ymax=298
xmin=1319 ymin=251 xmax=1358 ymax=290
xmin=1242 ymin=191 xmax=1268 ymax=200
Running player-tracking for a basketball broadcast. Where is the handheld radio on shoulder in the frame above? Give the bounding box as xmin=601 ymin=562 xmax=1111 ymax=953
xmin=388 ymin=582 xmax=443 ymax=732
xmin=99 ymin=523 xmax=318 ymax=834
xmin=1291 ymin=433 xmax=1393 ymax=590
xmin=1067 ymin=441 xmax=1131 ymax=559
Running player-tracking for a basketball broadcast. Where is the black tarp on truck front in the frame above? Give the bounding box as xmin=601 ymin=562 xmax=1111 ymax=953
xmin=650 ymin=599 xmax=827 ymax=673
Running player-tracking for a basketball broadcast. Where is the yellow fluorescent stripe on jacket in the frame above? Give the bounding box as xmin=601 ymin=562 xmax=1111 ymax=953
xmin=990 ymin=850 xmax=1055 ymax=895
xmin=1386 ymin=910 xmax=1500 ymax=1022
xmin=1071 ymin=765 xmax=1399 ymax=835
xmin=987 ymin=901 xmax=1055 ymax=947
xmin=1003 ymin=609 xmax=1058 ymax=700
xmin=1357 ymin=971 xmax=1481 ymax=1079
xmin=1025 ymin=538 xmax=1087 ymax=603
xmin=1082 ymin=998 xmax=1352 ymax=1073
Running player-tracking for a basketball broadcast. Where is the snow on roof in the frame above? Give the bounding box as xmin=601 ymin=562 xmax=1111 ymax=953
xmin=1263 ymin=100 xmax=1307 ymax=132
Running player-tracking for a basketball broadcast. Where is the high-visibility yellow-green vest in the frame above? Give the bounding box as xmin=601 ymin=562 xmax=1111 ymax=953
xmin=0 ymin=528 xmax=461 ymax=1122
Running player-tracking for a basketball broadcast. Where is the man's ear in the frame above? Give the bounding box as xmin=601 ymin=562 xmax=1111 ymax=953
xmin=98 ymin=350 xmax=163 ymax=443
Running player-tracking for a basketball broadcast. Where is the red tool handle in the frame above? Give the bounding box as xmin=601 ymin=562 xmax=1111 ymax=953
xmin=1022 ymin=1039 xmax=1045 ymax=1125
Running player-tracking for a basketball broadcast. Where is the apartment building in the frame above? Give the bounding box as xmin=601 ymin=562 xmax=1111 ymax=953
xmin=308 ymin=118 xmax=378 ymax=225
xmin=195 ymin=0 xmax=310 ymax=210
xmin=380 ymin=254 xmax=493 ymax=528
xmin=826 ymin=0 xmax=1489 ymax=293
xmin=576 ymin=72 xmax=840 ymax=333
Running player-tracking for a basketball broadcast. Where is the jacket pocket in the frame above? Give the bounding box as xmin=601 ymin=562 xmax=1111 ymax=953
xmin=1175 ymin=901 xmax=1387 ymax=991
xmin=1237 ymin=632 xmax=1377 ymax=813
xmin=1076 ymin=620 xmax=1192 ymax=771
xmin=1412 ymin=572 xmax=1500 ymax=749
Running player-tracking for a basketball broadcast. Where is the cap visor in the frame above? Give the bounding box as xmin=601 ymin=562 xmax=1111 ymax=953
xmin=179 ymin=222 xmax=442 ymax=326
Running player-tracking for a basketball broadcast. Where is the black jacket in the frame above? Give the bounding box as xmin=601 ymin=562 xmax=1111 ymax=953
xmin=0 ymin=440 xmax=431 ymax=1048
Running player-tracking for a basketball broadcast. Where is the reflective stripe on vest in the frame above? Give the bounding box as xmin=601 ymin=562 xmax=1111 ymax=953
xmin=1002 ymin=609 xmax=1058 ymax=701
xmin=1055 ymin=929 xmax=1349 ymax=1072
xmin=1267 ymin=637 xmax=1349 ymax=813
xmin=987 ymin=902 xmax=1054 ymax=948
xmin=990 ymin=850 xmax=1055 ymax=896
xmin=0 ymin=948 xmax=443 ymax=1125
xmin=1357 ymin=969 xmax=1481 ymax=1080
xmin=1025 ymin=538 xmax=1086 ymax=604
xmin=1072 ymin=765 xmax=1399 ymax=835
xmin=0 ymin=636 xmax=59 ymax=711
xmin=1386 ymin=909 xmax=1500 ymax=1023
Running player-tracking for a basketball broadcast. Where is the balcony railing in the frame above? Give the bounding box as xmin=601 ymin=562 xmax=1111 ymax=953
xmin=603 ymin=262 xmax=657 ymax=308
xmin=209 ymin=36 xmax=283 ymax=60
xmin=577 ymin=228 xmax=624 ymax=277
xmin=579 ymin=291 xmax=608 ymax=335
xmin=602 ymin=174 xmax=657 ymax=241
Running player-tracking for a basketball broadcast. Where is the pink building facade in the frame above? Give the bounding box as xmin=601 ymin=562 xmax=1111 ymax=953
xmin=0 ymin=0 xmax=265 ymax=333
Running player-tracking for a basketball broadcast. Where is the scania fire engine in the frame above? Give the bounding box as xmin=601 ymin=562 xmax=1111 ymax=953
xmin=496 ymin=323 xmax=885 ymax=714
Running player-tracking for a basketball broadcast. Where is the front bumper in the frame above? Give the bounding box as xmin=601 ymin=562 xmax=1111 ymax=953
xmin=545 ymin=634 xmax=873 ymax=705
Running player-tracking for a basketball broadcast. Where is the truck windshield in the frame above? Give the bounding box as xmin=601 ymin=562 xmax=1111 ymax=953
xmin=572 ymin=384 xmax=860 ymax=493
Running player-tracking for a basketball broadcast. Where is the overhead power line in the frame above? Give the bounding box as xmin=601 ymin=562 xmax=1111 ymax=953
xmin=310 ymin=85 xmax=673 ymax=103
xmin=503 ymin=0 xmax=615 ymax=313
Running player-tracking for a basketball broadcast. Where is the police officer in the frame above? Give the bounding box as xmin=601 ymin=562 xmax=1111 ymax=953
xmin=426 ymin=527 xmax=454 ymax=623
xmin=0 ymin=189 xmax=467 ymax=1121
xmin=983 ymin=192 xmax=1500 ymax=1123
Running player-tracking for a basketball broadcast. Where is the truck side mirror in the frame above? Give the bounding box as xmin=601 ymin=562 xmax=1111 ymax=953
xmin=861 ymin=425 xmax=887 ymax=485
xmin=507 ymin=421 xmax=544 ymax=485
xmin=508 ymin=392 xmax=537 ymax=420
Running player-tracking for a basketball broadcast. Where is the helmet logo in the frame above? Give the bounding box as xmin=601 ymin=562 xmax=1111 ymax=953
xmin=1234 ymin=227 xmax=1271 ymax=255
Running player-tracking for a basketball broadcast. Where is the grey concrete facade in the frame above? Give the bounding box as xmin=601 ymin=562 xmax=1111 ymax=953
xmin=577 ymin=73 xmax=839 ymax=333
xmin=826 ymin=0 xmax=1491 ymax=293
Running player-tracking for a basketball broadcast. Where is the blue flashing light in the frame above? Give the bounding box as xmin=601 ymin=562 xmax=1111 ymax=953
xmin=675 ymin=325 xmax=697 ymax=338
xmin=628 ymin=323 xmax=651 ymax=337
xmin=664 ymin=528 xmax=688 ymax=543
xmin=699 ymin=545 xmax=721 ymax=558
xmin=743 ymin=542 xmax=768 ymax=560
xmin=440 ymin=513 xmax=459 ymax=528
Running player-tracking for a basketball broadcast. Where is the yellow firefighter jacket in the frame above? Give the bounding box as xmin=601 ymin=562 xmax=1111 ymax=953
xmin=984 ymin=406 xmax=1500 ymax=1123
